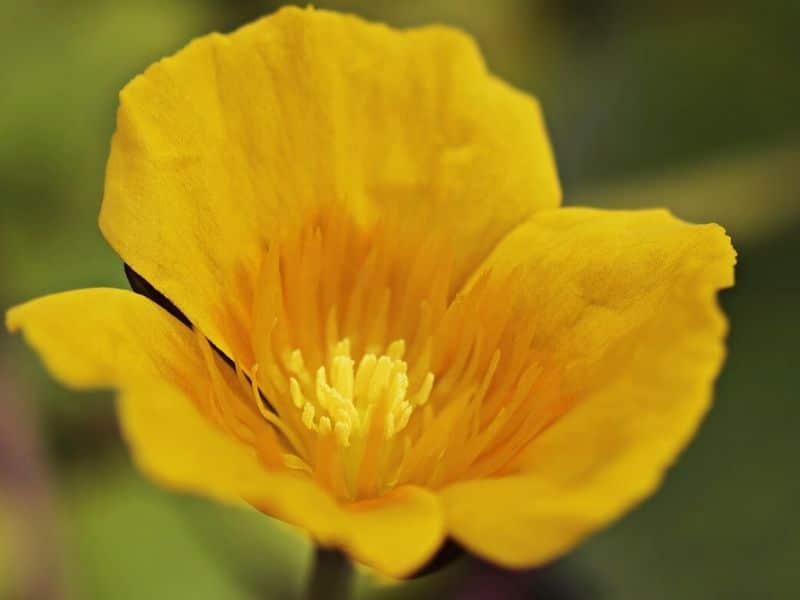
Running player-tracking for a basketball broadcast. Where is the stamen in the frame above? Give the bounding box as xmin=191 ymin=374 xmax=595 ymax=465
xmin=229 ymin=211 xmax=569 ymax=500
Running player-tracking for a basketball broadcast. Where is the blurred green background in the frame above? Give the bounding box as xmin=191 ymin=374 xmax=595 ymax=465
xmin=1 ymin=1 xmax=798 ymax=598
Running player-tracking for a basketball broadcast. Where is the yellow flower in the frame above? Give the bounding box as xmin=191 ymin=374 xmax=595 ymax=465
xmin=6 ymin=7 xmax=735 ymax=579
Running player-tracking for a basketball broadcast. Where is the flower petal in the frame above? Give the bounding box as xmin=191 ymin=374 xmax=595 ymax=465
xmin=6 ymin=289 xmax=444 ymax=576
xmin=100 ymin=6 xmax=560 ymax=361
xmin=440 ymin=208 xmax=735 ymax=568
xmin=250 ymin=481 xmax=445 ymax=578
xmin=6 ymin=288 xmax=266 ymax=503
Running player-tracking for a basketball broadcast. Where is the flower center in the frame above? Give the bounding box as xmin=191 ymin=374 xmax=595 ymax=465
xmin=196 ymin=210 xmax=572 ymax=501
xmin=262 ymin=337 xmax=434 ymax=498
xmin=288 ymin=339 xmax=433 ymax=448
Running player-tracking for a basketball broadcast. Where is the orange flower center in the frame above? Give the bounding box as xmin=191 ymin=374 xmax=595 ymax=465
xmin=198 ymin=210 xmax=571 ymax=501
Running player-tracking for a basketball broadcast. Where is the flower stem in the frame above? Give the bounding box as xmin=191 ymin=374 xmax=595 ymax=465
xmin=306 ymin=546 xmax=353 ymax=600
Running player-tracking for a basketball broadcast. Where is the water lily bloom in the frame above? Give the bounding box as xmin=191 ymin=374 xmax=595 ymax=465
xmin=7 ymin=7 xmax=735 ymax=579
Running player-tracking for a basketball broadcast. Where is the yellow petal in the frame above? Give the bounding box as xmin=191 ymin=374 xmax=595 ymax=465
xmin=250 ymin=481 xmax=444 ymax=578
xmin=6 ymin=289 xmax=444 ymax=577
xmin=100 ymin=6 xmax=560 ymax=362
xmin=440 ymin=207 xmax=735 ymax=568
xmin=7 ymin=288 xmax=197 ymax=391
xmin=6 ymin=288 xmax=263 ymax=503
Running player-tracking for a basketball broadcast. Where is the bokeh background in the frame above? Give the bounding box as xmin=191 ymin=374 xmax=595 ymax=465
xmin=1 ymin=1 xmax=798 ymax=598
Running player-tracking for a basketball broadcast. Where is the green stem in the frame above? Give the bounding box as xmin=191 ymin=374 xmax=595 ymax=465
xmin=306 ymin=546 xmax=353 ymax=600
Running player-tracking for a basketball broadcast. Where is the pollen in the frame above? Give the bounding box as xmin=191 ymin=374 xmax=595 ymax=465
xmin=197 ymin=210 xmax=572 ymax=501
xmin=286 ymin=339 xmax=433 ymax=448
